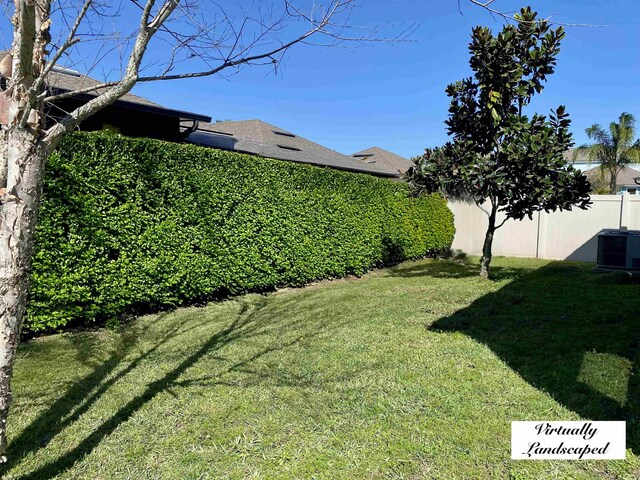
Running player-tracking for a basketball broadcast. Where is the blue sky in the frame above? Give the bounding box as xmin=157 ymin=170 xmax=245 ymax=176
xmin=4 ymin=1 xmax=639 ymax=158
xmin=133 ymin=0 xmax=639 ymax=158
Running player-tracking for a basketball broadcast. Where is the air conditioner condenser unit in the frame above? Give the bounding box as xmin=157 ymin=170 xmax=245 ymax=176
xmin=596 ymin=229 xmax=640 ymax=271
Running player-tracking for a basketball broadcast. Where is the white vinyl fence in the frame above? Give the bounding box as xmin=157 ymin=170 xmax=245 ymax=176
xmin=449 ymin=194 xmax=640 ymax=262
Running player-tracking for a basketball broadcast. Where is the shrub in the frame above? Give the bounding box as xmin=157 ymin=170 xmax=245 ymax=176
xmin=27 ymin=132 xmax=454 ymax=332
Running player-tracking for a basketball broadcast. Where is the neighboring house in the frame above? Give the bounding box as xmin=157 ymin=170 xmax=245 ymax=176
xmin=563 ymin=148 xmax=590 ymax=162
xmin=187 ymin=120 xmax=400 ymax=178
xmin=563 ymin=148 xmax=592 ymax=172
xmin=44 ymin=67 xmax=210 ymax=141
xmin=0 ymin=51 xmax=210 ymax=142
xmin=563 ymin=148 xmax=640 ymax=173
xmin=351 ymin=147 xmax=413 ymax=175
xmin=1 ymin=52 xmax=404 ymax=179
xmin=583 ymin=166 xmax=640 ymax=195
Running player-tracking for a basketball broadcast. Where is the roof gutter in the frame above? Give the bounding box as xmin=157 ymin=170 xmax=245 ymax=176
xmin=180 ymin=119 xmax=200 ymax=137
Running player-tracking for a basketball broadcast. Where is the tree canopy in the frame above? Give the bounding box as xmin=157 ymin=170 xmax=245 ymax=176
xmin=407 ymin=7 xmax=591 ymax=278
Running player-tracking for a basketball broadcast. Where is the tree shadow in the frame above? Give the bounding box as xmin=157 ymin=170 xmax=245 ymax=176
xmin=5 ymin=291 xmax=356 ymax=479
xmin=3 ymin=312 xmax=209 ymax=470
xmin=386 ymin=258 xmax=535 ymax=281
xmin=430 ymin=262 xmax=640 ymax=454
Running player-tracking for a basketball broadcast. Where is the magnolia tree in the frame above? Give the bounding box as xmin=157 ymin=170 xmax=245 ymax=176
xmin=407 ymin=7 xmax=592 ymax=279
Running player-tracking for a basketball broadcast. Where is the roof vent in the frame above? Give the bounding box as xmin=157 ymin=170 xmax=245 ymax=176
xmin=273 ymin=131 xmax=296 ymax=138
xmin=277 ymin=145 xmax=301 ymax=151
xmin=353 ymin=154 xmax=374 ymax=158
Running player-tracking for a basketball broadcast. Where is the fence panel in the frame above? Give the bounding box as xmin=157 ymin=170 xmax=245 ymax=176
xmin=449 ymin=195 xmax=638 ymax=262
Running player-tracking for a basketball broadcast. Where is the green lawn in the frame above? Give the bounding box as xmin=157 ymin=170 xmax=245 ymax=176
xmin=3 ymin=257 xmax=639 ymax=479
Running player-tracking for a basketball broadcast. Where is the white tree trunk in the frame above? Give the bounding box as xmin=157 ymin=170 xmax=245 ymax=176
xmin=0 ymin=127 xmax=7 ymax=187
xmin=0 ymin=126 xmax=46 ymax=460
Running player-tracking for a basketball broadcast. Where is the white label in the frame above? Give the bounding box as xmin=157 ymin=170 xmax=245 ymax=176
xmin=511 ymin=421 xmax=626 ymax=460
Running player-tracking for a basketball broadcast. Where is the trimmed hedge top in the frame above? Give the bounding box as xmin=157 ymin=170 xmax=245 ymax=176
xmin=27 ymin=132 xmax=454 ymax=332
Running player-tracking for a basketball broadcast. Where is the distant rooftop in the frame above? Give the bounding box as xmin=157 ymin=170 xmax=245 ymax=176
xmin=188 ymin=120 xmax=399 ymax=178
xmin=583 ymin=165 xmax=640 ymax=187
xmin=351 ymin=147 xmax=413 ymax=175
xmin=563 ymin=148 xmax=592 ymax=164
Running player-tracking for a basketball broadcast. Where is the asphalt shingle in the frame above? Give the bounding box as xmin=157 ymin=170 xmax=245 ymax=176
xmin=351 ymin=146 xmax=413 ymax=175
xmin=188 ymin=120 xmax=399 ymax=177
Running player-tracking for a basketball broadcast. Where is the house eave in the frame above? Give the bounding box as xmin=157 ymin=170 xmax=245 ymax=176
xmin=52 ymin=88 xmax=212 ymax=123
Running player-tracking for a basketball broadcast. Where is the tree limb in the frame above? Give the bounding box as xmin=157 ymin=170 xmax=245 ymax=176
xmin=35 ymin=0 xmax=93 ymax=87
xmin=468 ymin=0 xmax=606 ymax=27
xmin=23 ymin=0 xmax=91 ymax=127
xmin=43 ymin=0 xmax=180 ymax=150
xmin=42 ymin=0 xmax=348 ymax=104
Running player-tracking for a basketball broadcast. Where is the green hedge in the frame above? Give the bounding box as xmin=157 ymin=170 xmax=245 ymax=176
xmin=27 ymin=132 xmax=454 ymax=332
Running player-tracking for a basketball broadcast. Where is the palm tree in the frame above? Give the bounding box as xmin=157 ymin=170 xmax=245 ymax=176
xmin=576 ymin=112 xmax=640 ymax=194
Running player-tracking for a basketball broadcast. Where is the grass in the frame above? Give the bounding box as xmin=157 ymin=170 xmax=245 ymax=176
xmin=2 ymin=257 xmax=640 ymax=479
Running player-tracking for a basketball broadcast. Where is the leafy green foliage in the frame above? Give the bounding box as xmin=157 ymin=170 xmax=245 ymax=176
xmin=410 ymin=109 xmax=591 ymax=221
xmin=406 ymin=7 xmax=591 ymax=276
xmin=27 ymin=132 xmax=454 ymax=332
xmin=576 ymin=112 xmax=640 ymax=194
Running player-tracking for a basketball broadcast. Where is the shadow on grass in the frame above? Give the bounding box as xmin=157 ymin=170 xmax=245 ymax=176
xmin=5 ymin=313 xmax=180 ymax=462
xmin=386 ymin=258 xmax=537 ymax=282
xmin=430 ymin=262 xmax=640 ymax=454
xmin=5 ymin=291 xmax=354 ymax=479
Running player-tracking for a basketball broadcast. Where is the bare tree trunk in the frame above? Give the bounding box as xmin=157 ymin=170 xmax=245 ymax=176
xmin=479 ymin=203 xmax=498 ymax=279
xmin=0 ymin=126 xmax=46 ymax=460
xmin=0 ymin=127 xmax=6 ymax=188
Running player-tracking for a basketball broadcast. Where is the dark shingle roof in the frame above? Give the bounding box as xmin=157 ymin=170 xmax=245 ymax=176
xmin=351 ymin=147 xmax=412 ymax=174
xmin=563 ymin=148 xmax=593 ymax=163
xmin=0 ymin=51 xmax=209 ymax=122
xmin=45 ymin=69 xmax=162 ymax=107
xmin=188 ymin=120 xmax=399 ymax=177
xmin=583 ymin=166 xmax=640 ymax=187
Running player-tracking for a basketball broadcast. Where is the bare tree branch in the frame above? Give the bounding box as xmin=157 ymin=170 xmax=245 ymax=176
xmin=25 ymin=0 xmax=93 ymax=125
xmin=468 ymin=0 xmax=607 ymax=27
xmin=43 ymin=0 xmax=180 ymax=149
xmin=40 ymin=0 xmax=92 ymax=76
xmin=41 ymin=0 xmax=371 ymax=104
